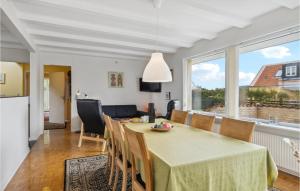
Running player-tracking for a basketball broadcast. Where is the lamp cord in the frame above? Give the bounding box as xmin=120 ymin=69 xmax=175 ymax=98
xmin=155 ymin=7 xmax=159 ymax=52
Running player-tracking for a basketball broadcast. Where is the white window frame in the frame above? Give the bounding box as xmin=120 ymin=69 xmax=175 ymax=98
xmin=183 ymin=50 xmax=230 ymax=117
xmin=286 ymin=66 xmax=297 ymax=76
xmin=183 ymin=27 xmax=300 ymax=126
xmin=238 ymin=34 xmax=300 ymax=125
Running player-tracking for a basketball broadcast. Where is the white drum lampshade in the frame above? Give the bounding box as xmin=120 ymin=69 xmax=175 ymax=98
xmin=142 ymin=52 xmax=172 ymax=82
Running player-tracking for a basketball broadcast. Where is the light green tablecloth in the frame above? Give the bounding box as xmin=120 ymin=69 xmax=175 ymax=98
xmin=124 ymin=119 xmax=278 ymax=191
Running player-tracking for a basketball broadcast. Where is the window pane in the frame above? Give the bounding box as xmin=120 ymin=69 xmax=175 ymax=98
xmin=239 ymin=40 xmax=300 ymax=126
xmin=192 ymin=58 xmax=225 ymax=114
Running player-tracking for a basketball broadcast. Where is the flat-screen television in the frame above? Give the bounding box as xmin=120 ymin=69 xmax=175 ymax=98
xmin=139 ymin=78 xmax=161 ymax=92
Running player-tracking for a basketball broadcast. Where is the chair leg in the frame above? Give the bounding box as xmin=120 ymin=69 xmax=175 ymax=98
xmin=113 ymin=165 xmax=120 ymax=191
xmin=78 ymin=135 xmax=82 ymax=147
xmin=106 ymin=154 xmax=111 ymax=174
xmin=121 ymin=168 xmax=127 ymax=191
xmin=96 ymin=135 xmax=100 ymax=146
xmin=109 ymin=154 xmax=115 ymax=185
xmin=101 ymin=140 xmax=107 ymax=152
xmin=78 ymin=123 xmax=84 ymax=147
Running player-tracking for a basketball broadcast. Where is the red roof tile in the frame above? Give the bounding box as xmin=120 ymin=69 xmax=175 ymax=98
xmin=251 ymin=64 xmax=283 ymax=87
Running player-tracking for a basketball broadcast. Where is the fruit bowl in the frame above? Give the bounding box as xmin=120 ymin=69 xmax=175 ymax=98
xmin=151 ymin=122 xmax=173 ymax=132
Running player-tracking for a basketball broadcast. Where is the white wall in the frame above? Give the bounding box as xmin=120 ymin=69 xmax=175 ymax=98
xmin=0 ymin=97 xmax=30 ymax=191
xmin=29 ymin=52 xmax=44 ymax=141
xmin=39 ymin=52 xmax=154 ymax=131
xmin=163 ymin=7 xmax=300 ymax=108
xmin=0 ymin=62 xmax=23 ymax=97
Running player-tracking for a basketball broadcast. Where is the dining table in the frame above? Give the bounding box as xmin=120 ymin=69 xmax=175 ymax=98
xmin=113 ymin=118 xmax=278 ymax=191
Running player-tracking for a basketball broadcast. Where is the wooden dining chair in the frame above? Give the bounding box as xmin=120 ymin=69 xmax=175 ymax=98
xmin=103 ymin=114 xmax=115 ymax=185
xmin=170 ymin=110 xmax=188 ymax=124
xmin=220 ymin=117 xmax=256 ymax=142
xmin=191 ymin=113 xmax=215 ymax=131
xmin=123 ymin=126 xmax=153 ymax=191
xmin=112 ymin=120 xmax=131 ymax=191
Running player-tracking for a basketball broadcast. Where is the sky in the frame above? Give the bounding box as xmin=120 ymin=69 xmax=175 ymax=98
xmin=192 ymin=40 xmax=300 ymax=89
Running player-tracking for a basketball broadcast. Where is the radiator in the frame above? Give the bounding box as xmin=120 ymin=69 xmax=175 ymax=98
xmin=253 ymin=131 xmax=300 ymax=177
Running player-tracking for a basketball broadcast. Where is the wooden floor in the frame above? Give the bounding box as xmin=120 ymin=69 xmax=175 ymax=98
xmin=5 ymin=129 xmax=300 ymax=191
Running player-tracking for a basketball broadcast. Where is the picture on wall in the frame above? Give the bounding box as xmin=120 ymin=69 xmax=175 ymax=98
xmin=108 ymin=72 xmax=123 ymax=88
xmin=0 ymin=73 xmax=6 ymax=84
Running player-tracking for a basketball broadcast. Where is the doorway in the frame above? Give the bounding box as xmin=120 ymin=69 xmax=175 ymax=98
xmin=43 ymin=65 xmax=71 ymax=131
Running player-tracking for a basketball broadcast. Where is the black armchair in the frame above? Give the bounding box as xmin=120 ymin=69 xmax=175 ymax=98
xmin=76 ymin=99 xmax=106 ymax=150
xmin=157 ymin=100 xmax=179 ymax=120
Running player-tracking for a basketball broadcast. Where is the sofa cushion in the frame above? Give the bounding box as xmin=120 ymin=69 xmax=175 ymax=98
xmin=102 ymin=105 xmax=139 ymax=118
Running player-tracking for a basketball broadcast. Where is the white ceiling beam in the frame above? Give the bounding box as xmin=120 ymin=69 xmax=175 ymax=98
xmin=20 ymin=13 xmax=194 ymax=48
xmin=35 ymin=40 xmax=151 ymax=57
xmin=269 ymin=0 xmax=300 ymax=9
xmin=0 ymin=0 xmax=35 ymax=51
xmin=21 ymin=0 xmax=249 ymax=28
xmin=28 ymin=29 xmax=177 ymax=53
xmin=38 ymin=47 xmax=146 ymax=61
xmin=172 ymin=0 xmax=251 ymax=28
xmin=16 ymin=0 xmax=216 ymax=40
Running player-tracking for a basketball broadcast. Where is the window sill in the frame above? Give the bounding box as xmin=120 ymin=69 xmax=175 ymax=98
xmin=255 ymin=122 xmax=299 ymax=139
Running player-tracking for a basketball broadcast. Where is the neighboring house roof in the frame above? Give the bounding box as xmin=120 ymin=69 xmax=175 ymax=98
xmin=250 ymin=64 xmax=283 ymax=87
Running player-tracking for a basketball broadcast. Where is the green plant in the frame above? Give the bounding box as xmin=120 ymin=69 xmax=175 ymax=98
xmin=193 ymin=87 xmax=225 ymax=110
xmin=247 ymin=88 xmax=278 ymax=103
xmin=269 ymin=90 xmax=277 ymax=100
xmin=277 ymin=92 xmax=289 ymax=104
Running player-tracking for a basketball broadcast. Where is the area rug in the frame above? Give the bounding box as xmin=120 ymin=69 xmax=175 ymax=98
xmin=65 ymin=155 xmax=131 ymax=191
xmin=65 ymin=155 xmax=280 ymax=191
xmin=44 ymin=122 xmax=65 ymax=130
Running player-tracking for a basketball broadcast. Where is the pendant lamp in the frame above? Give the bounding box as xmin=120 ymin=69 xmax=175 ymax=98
xmin=143 ymin=52 xmax=172 ymax=82
xmin=142 ymin=1 xmax=172 ymax=82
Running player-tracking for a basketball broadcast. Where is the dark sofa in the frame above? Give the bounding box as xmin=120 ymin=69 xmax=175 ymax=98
xmin=102 ymin=105 xmax=147 ymax=119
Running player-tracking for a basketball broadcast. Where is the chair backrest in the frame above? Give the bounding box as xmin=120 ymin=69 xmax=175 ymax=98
xmin=111 ymin=120 xmax=127 ymax=161
xmin=103 ymin=114 xmax=114 ymax=148
xmin=220 ymin=117 xmax=255 ymax=142
xmin=76 ymin=99 xmax=105 ymax=135
xmin=124 ymin=126 xmax=152 ymax=191
xmin=165 ymin=100 xmax=175 ymax=120
xmin=191 ymin=113 xmax=215 ymax=131
xmin=170 ymin=110 xmax=188 ymax=124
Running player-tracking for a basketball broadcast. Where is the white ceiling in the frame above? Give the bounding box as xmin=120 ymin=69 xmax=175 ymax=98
xmin=1 ymin=24 xmax=25 ymax=50
xmin=1 ymin=0 xmax=299 ymax=60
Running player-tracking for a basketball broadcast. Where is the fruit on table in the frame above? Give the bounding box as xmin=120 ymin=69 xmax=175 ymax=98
xmin=153 ymin=122 xmax=173 ymax=129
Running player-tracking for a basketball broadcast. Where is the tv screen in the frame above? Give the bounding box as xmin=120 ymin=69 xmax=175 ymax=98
xmin=139 ymin=78 xmax=161 ymax=92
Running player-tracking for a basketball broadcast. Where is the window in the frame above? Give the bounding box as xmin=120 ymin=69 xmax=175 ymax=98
xmin=191 ymin=57 xmax=225 ymax=114
xmin=239 ymin=40 xmax=300 ymax=125
xmin=185 ymin=28 xmax=299 ymax=128
xmin=286 ymin=66 xmax=297 ymax=76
